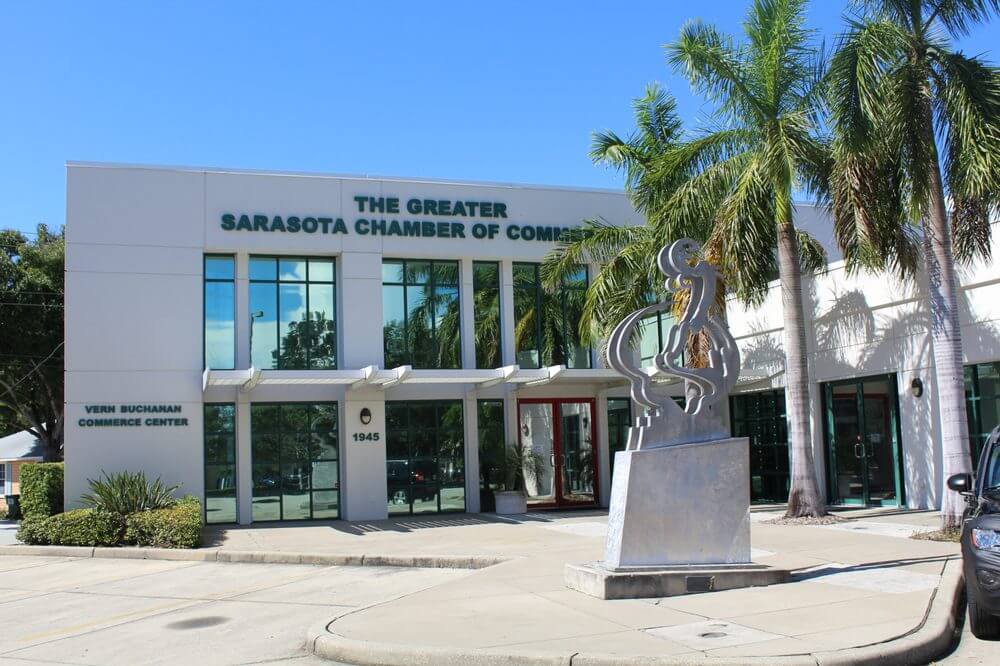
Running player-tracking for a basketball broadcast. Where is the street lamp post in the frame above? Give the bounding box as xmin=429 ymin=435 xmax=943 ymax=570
xmin=249 ymin=310 xmax=264 ymax=366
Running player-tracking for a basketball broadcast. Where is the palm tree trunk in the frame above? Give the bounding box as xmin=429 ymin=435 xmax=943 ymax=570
xmin=777 ymin=198 xmax=826 ymax=517
xmin=924 ymin=159 xmax=973 ymax=528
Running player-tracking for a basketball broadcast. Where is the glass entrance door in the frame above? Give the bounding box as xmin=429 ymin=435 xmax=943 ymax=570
xmin=518 ymin=399 xmax=598 ymax=507
xmin=823 ymin=375 xmax=904 ymax=506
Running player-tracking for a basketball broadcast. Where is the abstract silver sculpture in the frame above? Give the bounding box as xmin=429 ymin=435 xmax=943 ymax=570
xmin=564 ymin=238 xmax=789 ymax=598
xmin=607 ymin=238 xmax=739 ymax=448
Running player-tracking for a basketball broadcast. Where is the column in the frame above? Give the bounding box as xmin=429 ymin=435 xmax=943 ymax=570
xmin=460 ymin=259 xmax=477 ymax=370
xmin=342 ymin=391 xmax=389 ymax=521
xmin=463 ymin=391 xmax=481 ymax=512
xmin=596 ymin=389 xmax=611 ymax=507
xmin=235 ymin=252 xmax=250 ymax=369
xmin=500 ymin=260 xmax=516 ymax=366
xmin=235 ymin=395 xmax=252 ymax=525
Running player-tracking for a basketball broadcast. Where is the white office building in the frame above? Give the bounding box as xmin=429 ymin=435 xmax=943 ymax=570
xmin=64 ymin=162 xmax=1000 ymax=523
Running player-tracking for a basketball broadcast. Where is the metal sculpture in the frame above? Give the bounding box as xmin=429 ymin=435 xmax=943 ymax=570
xmin=607 ymin=238 xmax=739 ymax=449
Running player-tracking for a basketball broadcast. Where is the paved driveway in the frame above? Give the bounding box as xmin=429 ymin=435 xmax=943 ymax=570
xmin=0 ymin=555 xmax=467 ymax=665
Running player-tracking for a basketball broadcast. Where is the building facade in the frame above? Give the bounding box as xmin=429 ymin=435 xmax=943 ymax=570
xmin=64 ymin=162 xmax=1000 ymax=524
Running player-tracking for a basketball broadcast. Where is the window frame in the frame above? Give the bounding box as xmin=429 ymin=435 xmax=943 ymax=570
xmin=381 ymin=258 xmax=462 ymax=369
xmin=472 ymin=261 xmax=502 ymax=369
xmin=203 ymin=403 xmax=237 ymax=525
xmin=512 ymin=262 xmax=591 ymax=369
xmin=248 ymin=256 xmax=337 ymax=370
xmin=385 ymin=400 xmax=466 ymax=515
xmin=965 ymin=361 xmax=1000 ymax=466
xmin=250 ymin=402 xmax=340 ymax=522
xmin=203 ymin=255 xmax=236 ymax=371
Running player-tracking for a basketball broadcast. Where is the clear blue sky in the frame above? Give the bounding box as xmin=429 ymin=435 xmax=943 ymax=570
xmin=1 ymin=1 xmax=997 ymax=236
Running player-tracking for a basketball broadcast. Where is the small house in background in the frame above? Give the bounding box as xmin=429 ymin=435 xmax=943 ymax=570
xmin=0 ymin=430 xmax=45 ymax=514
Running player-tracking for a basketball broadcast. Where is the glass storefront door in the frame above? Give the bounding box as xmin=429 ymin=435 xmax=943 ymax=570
xmin=823 ymin=375 xmax=904 ymax=506
xmin=518 ymin=399 xmax=598 ymax=507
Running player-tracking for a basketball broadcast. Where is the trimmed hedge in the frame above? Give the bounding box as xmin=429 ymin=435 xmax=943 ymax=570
xmin=16 ymin=517 xmax=48 ymax=545
xmin=19 ymin=463 xmax=64 ymax=520
xmin=124 ymin=496 xmax=202 ymax=549
xmin=18 ymin=509 xmax=123 ymax=547
xmin=18 ymin=496 xmax=203 ymax=549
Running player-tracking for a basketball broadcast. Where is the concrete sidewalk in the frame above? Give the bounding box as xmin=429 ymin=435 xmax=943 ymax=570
xmin=0 ymin=508 xmax=966 ymax=663
xmin=213 ymin=508 xmax=961 ymax=664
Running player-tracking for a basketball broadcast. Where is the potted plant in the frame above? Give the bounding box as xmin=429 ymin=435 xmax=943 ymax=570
xmin=494 ymin=441 xmax=543 ymax=515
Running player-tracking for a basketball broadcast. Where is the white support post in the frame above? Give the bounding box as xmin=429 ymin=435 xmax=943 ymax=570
xmin=596 ymin=389 xmax=612 ymax=507
xmin=235 ymin=252 xmax=250 ymax=369
xmin=460 ymin=259 xmax=477 ymax=370
xmin=235 ymin=394 xmax=252 ymax=525
xmin=464 ymin=391 xmax=481 ymax=513
xmin=500 ymin=260 xmax=516 ymax=366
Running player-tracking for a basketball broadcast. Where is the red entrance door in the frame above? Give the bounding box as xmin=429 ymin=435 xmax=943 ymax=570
xmin=517 ymin=398 xmax=599 ymax=508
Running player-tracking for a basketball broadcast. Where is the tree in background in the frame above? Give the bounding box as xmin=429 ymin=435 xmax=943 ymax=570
xmin=0 ymin=225 xmax=64 ymax=461
xmin=545 ymin=0 xmax=830 ymax=517
xmin=828 ymin=0 xmax=1000 ymax=526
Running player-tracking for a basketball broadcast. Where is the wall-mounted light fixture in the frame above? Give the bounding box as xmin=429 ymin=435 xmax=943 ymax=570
xmin=910 ymin=377 xmax=924 ymax=398
xmin=360 ymin=407 xmax=372 ymax=425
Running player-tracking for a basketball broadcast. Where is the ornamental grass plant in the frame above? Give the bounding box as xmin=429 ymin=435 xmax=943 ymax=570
xmin=80 ymin=470 xmax=180 ymax=515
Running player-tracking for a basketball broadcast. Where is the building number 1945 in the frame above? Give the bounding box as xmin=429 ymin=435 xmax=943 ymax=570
xmin=352 ymin=432 xmax=380 ymax=442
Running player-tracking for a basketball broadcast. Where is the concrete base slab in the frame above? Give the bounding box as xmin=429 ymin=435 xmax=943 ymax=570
xmin=564 ymin=561 xmax=790 ymax=600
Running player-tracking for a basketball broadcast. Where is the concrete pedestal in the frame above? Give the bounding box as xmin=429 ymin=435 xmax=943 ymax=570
xmin=565 ymin=562 xmax=789 ymax=600
xmin=604 ymin=437 xmax=751 ymax=568
xmin=565 ymin=437 xmax=789 ymax=599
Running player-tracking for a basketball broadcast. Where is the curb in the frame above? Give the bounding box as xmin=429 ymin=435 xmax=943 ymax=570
xmin=307 ymin=558 xmax=965 ymax=666
xmin=0 ymin=544 xmax=504 ymax=570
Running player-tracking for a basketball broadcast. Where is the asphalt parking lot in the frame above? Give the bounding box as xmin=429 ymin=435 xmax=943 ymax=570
xmin=0 ymin=554 xmax=467 ymax=665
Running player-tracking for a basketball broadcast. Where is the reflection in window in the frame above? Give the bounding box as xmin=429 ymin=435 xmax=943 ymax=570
xmin=473 ymin=262 xmax=502 ymax=369
xmin=513 ymin=263 xmax=590 ymax=369
xmin=477 ymin=399 xmax=505 ymax=511
xmin=730 ymin=390 xmax=789 ymax=502
xmin=204 ymin=404 xmax=237 ymax=524
xmin=965 ymin=362 xmax=1000 ymax=465
xmin=386 ymin=400 xmax=465 ymax=515
xmin=639 ymin=311 xmax=674 ymax=366
xmin=204 ymin=256 xmax=235 ymax=369
xmin=249 ymin=257 xmax=336 ymax=370
xmin=607 ymin=398 xmax=632 ymax=478
xmin=382 ymin=260 xmax=461 ymax=369
xmin=251 ymin=403 xmax=339 ymax=522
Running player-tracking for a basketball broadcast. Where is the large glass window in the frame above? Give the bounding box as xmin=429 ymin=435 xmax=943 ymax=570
xmin=731 ymin=390 xmax=789 ymax=503
xmin=204 ymin=404 xmax=237 ymax=524
xmin=204 ymin=256 xmax=235 ymax=369
xmin=382 ymin=260 xmax=461 ymax=369
xmin=249 ymin=257 xmax=336 ymax=370
xmin=607 ymin=398 xmax=632 ymax=478
xmin=473 ymin=262 xmax=502 ymax=369
xmin=477 ymin=399 xmax=506 ymax=511
xmin=639 ymin=311 xmax=674 ymax=366
xmin=386 ymin=400 xmax=465 ymax=514
xmin=251 ymin=403 xmax=339 ymax=521
xmin=513 ymin=263 xmax=590 ymax=369
xmin=966 ymin=362 xmax=1000 ymax=465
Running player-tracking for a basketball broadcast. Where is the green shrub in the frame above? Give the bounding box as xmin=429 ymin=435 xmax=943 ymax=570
xmin=81 ymin=470 xmax=180 ymax=515
xmin=124 ymin=496 xmax=202 ymax=549
xmin=19 ymin=463 xmax=64 ymax=520
xmin=16 ymin=517 xmax=49 ymax=545
xmin=32 ymin=509 xmax=124 ymax=547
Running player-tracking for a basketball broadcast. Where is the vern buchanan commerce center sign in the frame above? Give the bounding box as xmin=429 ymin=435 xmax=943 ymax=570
xmin=220 ymin=195 xmax=576 ymax=242
xmin=78 ymin=404 xmax=189 ymax=428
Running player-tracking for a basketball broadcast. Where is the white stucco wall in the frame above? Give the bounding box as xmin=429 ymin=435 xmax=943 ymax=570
xmin=64 ymin=162 xmax=1000 ymax=519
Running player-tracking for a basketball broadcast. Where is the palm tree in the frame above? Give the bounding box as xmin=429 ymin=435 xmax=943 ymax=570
xmin=827 ymin=0 xmax=1000 ymax=526
xmin=546 ymin=0 xmax=831 ymax=517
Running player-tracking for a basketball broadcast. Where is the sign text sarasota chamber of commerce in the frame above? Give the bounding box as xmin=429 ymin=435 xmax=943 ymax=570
xmin=220 ymin=195 xmax=577 ymax=242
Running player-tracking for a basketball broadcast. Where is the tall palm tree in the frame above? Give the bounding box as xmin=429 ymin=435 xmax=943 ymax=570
xmin=827 ymin=0 xmax=1000 ymax=526
xmin=546 ymin=0 xmax=831 ymax=517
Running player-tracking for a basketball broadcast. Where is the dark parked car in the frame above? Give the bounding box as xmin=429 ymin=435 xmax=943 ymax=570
xmin=948 ymin=426 xmax=1000 ymax=639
